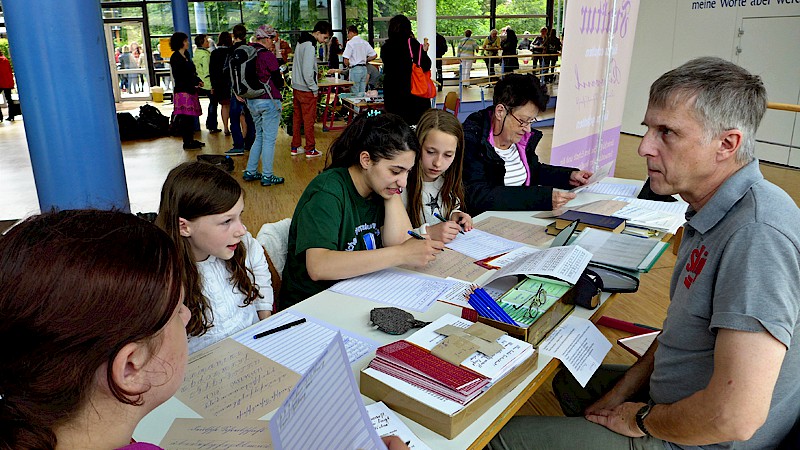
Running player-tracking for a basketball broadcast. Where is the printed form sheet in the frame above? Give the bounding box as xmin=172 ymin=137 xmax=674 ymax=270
xmin=271 ymin=334 xmax=385 ymax=450
xmin=232 ymin=312 xmax=378 ymax=376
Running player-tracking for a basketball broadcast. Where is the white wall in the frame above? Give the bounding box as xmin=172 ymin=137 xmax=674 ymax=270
xmin=622 ymin=1 xmax=800 ymax=166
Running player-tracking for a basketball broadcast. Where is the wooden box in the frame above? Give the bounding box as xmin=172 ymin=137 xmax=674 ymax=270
xmin=360 ymin=350 xmax=537 ymax=439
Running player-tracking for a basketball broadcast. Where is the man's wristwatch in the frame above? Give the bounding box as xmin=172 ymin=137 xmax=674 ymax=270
xmin=635 ymin=403 xmax=653 ymax=437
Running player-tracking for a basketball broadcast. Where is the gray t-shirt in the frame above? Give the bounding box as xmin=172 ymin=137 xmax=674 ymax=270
xmin=650 ymin=160 xmax=800 ymax=449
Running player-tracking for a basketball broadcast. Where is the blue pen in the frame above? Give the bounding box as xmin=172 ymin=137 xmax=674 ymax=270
xmin=407 ymin=230 xmax=426 ymax=240
xmin=433 ymin=212 xmax=465 ymax=234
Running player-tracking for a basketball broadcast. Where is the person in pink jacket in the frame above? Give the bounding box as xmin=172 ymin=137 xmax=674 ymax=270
xmin=0 ymin=49 xmax=16 ymax=122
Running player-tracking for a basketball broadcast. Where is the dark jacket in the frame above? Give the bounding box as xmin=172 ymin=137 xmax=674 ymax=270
xmin=209 ymin=45 xmax=231 ymax=98
xmin=501 ymin=30 xmax=519 ymax=73
xmin=381 ymin=37 xmax=432 ymax=126
xmin=169 ymin=51 xmax=200 ymax=94
xmin=463 ymin=106 xmax=576 ymax=214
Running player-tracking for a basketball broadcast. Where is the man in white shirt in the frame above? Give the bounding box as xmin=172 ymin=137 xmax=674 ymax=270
xmin=342 ymin=25 xmax=377 ymax=94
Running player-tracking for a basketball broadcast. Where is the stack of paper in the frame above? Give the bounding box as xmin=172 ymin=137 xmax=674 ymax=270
xmin=610 ymin=196 xmax=688 ymax=234
xmin=369 ymin=340 xmax=490 ymax=404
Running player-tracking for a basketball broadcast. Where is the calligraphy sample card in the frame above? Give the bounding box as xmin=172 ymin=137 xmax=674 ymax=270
xmin=176 ymin=339 xmax=300 ymax=420
xmin=271 ymin=333 xmax=385 ymax=450
xmin=160 ymin=418 xmax=271 ymax=449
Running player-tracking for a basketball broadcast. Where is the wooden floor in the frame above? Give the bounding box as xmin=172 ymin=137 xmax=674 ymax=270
xmin=1 ymin=93 xmax=798 ymax=418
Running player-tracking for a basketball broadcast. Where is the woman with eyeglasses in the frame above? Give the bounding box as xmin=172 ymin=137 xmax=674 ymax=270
xmin=463 ymin=73 xmax=592 ymax=214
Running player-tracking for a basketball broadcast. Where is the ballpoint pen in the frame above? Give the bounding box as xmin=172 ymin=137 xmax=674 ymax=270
xmin=407 ymin=230 xmax=426 ymax=240
xmin=433 ymin=211 xmax=465 ymax=234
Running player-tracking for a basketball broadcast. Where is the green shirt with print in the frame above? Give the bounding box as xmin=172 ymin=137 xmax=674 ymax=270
xmin=280 ymin=167 xmax=385 ymax=309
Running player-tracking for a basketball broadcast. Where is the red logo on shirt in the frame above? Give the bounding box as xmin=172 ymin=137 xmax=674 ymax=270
xmin=684 ymin=245 xmax=709 ymax=289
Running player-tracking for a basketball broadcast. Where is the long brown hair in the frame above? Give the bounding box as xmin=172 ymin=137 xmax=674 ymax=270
xmin=0 ymin=210 xmax=181 ymax=449
xmin=407 ymin=109 xmax=467 ymax=227
xmin=156 ymin=162 xmax=262 ymax=337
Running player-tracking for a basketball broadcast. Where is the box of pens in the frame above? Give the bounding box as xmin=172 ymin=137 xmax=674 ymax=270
xmin=463 ymin=276 xmax=576 ymax=346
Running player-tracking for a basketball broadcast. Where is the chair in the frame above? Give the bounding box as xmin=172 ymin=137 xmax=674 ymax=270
xmin=442 ymin=91 xmax=460 ymax=117
xmin=256 ymin=218 xmax=292 ymax=312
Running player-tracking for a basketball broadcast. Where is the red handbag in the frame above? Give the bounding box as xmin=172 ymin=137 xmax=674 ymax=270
xmin=408 ymin=39 xmax=436 ymax=99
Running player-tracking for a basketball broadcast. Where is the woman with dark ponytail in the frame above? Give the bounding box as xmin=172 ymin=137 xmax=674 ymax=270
xmin=0 ymin=209 xmax=188 ymax=449
xmin=279 ymin=112 xmax=445 ymax=309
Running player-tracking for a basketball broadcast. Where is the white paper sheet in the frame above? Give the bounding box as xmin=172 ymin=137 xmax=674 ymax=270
xmin=232 ymin=312 xmax=378 ymax=375
xmin=571 ymin=161 xmax=613 ymax=193
xmin=483 ymin=245 xmax=592 ymax=286
xmin=330 ymin=269 xmax=453 ymax=312
xmin=404 ymin=313 xmax=534 ymax=381
xmin=538 ymin=316 xmax=611 ymax=387
xmin=436 ymin=279 xmax=507 ymax=309
xmin=582 ymin=182 xmax=639 ymax=197
xmin=271 ymin=334 xmax=386 ymax=450
xmin=611 ymin=196 xmax=689 ymax=216
xmin=366 ymin=402 xmax=432 ymax=450
xmin=444 ymin=229 xmax=524 ymax=260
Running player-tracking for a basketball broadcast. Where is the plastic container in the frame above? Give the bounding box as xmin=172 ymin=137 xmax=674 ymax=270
xmin=151 ymin=86 xmax=164 ymax=103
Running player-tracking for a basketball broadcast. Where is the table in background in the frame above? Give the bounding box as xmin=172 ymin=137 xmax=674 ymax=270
xmin=318 ymin=78 xmax=353 ymax=132
xmin=135 ymin=179 xmax=653 ymax=449
xmin=339 ymin=93 xmax=384 ymax=124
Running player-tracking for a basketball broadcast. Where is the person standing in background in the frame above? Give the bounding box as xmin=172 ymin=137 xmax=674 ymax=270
xmin=0 ymin=49 xmax=16 ymax=122
xmin=169 ymin=32 xmax=205 ymax=150
xmin=342 ymin=25 xmax=377 ymax=95
xmin=328 ymin=36 xmax=342 ymax=70
xmin=457 ymin=29 xmax=478 ymax=87
xmin=435 ymin=32 xmax=447 ymax=92
xmin=481 ymin=29 xmax=501 ymax=79
xmin=242 ymin=25 xmax=285 ymax=187
xmin=381 ymin=14 xmax=432 ymax=127
xmin=500 ymin=28 xmax=519 ymax=75
xmin=291 ymin=20 xmax=332 ymax=159
xmin=274 ymin=30 xmax=292 ymax=66
xmin=531 ymin=27 xmax=547 ymax=76
xmin=194 ymin=34 xmax=220 ymax=133
xmin=543 ymin=28 xmax=562 ymax=83
xmin=210 ymin=31 xmax=233 ymax=136
xmin=227 ymin=24 xmax=256 ymax=156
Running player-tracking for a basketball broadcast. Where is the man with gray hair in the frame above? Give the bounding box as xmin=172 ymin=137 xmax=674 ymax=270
xmin=488 ymin=57 xmax=800 ymax=449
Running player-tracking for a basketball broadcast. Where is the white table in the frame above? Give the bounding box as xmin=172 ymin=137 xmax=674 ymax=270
xmin=135 ymin=178 xmax=647 ymax=449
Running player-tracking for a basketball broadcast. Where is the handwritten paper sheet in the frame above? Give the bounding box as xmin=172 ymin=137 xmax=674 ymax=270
xmin=176 ymin=339 xmax=300 ymax=420
xmin=403 ymin=248 xmax=488 ymax=282
xmin=160 ymin=418 xmax=271 ymax=449
xmin=444 ymin=229 xmax=524 ymax=260
xmin=612 ymin=196 xmax=689 ymax=215
xmin=366 ymin=402 xmax=432 ymax=450
xmin=483 ymin=245 xmax=592 ymax=286
xmin=570 ymin=161 xmax=613 ymax=193
xmin=539 ymin=316 xmax=611 ymax=387
xmin=271 ymin=334 xmax=385 ymax=450
xmin=233 ymin=312 xmax=378 ymax=376
xmin=473 ymin=216 xmax=553 ymax=248
xmin=330 ymin=268 xmax=453 ymax=311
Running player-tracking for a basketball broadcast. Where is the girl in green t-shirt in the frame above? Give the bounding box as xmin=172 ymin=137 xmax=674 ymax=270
xmin=280 ymin=112 xmax=445 ymax=309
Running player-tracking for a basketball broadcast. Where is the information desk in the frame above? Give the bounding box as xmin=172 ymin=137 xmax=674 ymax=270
xmin=318 ymin=78 xmax=354 ymax=132
xmin=135 ymin=179 xmax=656 ymax=449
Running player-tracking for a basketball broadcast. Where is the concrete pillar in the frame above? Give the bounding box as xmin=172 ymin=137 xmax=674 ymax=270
xmin=416 ymin=0 xmax=437 ymax=82
xmin=3 ymin=0 xmax=130 ymax=212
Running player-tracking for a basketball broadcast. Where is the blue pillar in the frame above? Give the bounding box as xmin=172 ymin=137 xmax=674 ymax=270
xmin=3 ymin=0 xmax=130 ymax=212
xmin=172 ymin=0 xmax=192 ymax=57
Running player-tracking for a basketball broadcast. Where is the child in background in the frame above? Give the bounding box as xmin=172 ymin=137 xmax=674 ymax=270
xmin=280 ymin=112 xmax=445 ymax=309
xmin=156 ymin=162 xmax=273 ymax=353
xmin=403 ymin=109 xmax=474 ymax=243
